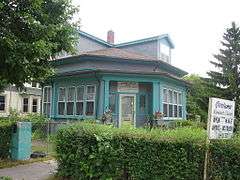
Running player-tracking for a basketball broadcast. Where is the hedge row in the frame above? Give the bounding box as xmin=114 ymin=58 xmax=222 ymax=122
xmin=0 ymin=120 xmax=14 ymax=159
xmin=55 ymin=123 xmax=208 ymax=179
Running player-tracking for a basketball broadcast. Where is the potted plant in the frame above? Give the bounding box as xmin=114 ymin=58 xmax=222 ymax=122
xmin=101 ymin=109 xmax=113 ymax=124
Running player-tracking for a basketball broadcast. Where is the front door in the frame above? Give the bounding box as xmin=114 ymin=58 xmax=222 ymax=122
xmin=119 ymin=94 xmax=136 ymax=128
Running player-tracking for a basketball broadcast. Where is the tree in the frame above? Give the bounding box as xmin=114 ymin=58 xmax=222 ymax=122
xmin=184 ymin=74 xmax=223 ymax=123
xmin=0 ymin=0 xmax=79 ymax=90
xmin=208 ymin=22 xmax=240 ymax=127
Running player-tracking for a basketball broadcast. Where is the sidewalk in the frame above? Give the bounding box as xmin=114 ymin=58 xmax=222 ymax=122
xmin=0 ymin=160 xmax=57 ymax=180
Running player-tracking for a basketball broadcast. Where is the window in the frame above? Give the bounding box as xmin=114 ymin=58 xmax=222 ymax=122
xmin=76 ymin=86 xmax=84 ymax=115
xmin=159 ymin=43 xmax=170 ymax=63
xmin=32 ymin=82 xmax=37 ymax=88
xmin=163 ymin=88 xmax=183 ymax=118
xmin=0 ymin=96 xmax=5 ymax=111
xmin=57 ymin=85 xmax=96 ymax=116
xmin=23 ymin=98 xmax=29 ymax=113
xmin=139 ymin=94 xmax=147 ymax=113
xmin=109 ymin=94 xmax=116 ymax=113
xmin=43 ymin=86 xmax=52 ymax=116
xmin=67 ymin=87 xmax=75 ymax=115
xmin=32 ymin=99 xmax=38 ymax=113
xmin=58 ymin=87 xmax=66 ymax=115
xmin=85 ymin=85 xmax=95 ymax=116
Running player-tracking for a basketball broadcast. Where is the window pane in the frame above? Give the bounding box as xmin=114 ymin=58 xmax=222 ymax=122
xmin=58 ymin=102 xmax=65 ymax=115
xmin=109 ymin=94 xmax=116 ymax=113
xmin=169 ymin=104 xmax=173 ymax=117
xmin=43 ymin=87 xmax=47 ymax=102
xmin=46 ymin=103 xmax=51 ymax=116
xmin=86 ymin=86 xmax=95 ymax=100
xmin=163 ymin=89 xmax=167 ymax=102
xmin=139 ymin=94 xmax=146 ymax=113
xmin=174 ymin=105 xmax=178 ymax=117
xmin=87 ymin=86 xmax=95 ymax=94
xmin=23 ymin=98 xmax=29 ymax=112
xmin=67 ymin=102 xmax=74 ymax=115
xmin=178 ymin=93 xmax=182 ymax=105
xmin=86 ymin=101 xmax=94 ymax=116
xmin=76 ymin=102 xmax=83 ymax=115
xmin=68 ymin=87 xmax=75 ymax=101
xmin=163 ymin=103 xmax=168 ymax=117
xmin=168 ymin=90 xmax=173 ymax=103
xmin=77 ymin=86 xmax=84 ymax=101
xmin=32 ymin=99 xmax=38 ymax=113
xmin=0 ymin=96 xmax=5 ymax=111
xmin=59 ymin=88 xmax=66 ymax=101
xmin=178 ymin=106 xmax=183 ymax=118
xmin=32 ymin=82 xmax=37 ymax=87
xmin=47 ymin=87 xmax=51 ymax=102
xmin=86 ymin=94 xmax=95 ymax=100
xmin=173 ymin=92 xmax=177 ymax=104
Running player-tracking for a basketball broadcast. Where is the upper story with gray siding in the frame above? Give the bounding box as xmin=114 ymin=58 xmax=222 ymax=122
xmin=61 ymin=30 xmax=175 ymax=65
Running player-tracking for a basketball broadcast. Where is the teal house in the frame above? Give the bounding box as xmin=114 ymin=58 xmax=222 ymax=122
xmin=42 ymin=30 xmax=188 ymax=127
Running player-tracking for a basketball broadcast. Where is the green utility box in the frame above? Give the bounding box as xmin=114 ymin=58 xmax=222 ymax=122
xmin=11 ymin=122 xmax=32 ymax=160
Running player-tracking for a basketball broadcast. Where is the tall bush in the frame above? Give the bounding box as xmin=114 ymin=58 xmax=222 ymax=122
xmin=55 ymin=123 xmax=206 ymax=179
xmin=0 ymin=121 xmax=13 ymax=159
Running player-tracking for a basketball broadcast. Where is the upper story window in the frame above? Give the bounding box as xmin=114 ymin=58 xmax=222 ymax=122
xmin=159 ymin=43 xmax=170 ymax=64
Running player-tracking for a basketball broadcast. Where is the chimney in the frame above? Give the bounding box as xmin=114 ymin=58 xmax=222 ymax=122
xmin=107 ymin=30 xmax=114 ymax=44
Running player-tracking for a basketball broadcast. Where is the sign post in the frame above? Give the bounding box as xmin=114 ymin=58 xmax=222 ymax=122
xmin=204 ymin=97 xmax=235 ymax=180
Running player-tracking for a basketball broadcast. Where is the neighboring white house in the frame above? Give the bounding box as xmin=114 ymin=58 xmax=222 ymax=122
xmin=0 ymin=83 xmax=42 ymax=117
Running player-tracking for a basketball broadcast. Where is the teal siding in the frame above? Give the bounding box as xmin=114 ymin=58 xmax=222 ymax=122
xmin=49 ymin=72 xmax=187 ymax=125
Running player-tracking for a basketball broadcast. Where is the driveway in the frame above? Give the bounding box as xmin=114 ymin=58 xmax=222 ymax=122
xmin=0 ymin=160 xmax=57 ymax=180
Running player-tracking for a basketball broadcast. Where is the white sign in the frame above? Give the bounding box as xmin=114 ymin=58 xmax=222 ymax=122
xmin=207 ymin=98 xmax=235 ymax=139
xmin=117 ymin=82 xmax=138 ymax=93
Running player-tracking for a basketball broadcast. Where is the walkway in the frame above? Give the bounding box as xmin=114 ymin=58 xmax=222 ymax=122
xmin=0 ymin=160 xmax=57 ymax=180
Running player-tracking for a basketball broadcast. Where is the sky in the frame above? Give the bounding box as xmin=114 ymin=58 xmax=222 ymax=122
xmin=72 ymin=0 xmax=240 ymax=76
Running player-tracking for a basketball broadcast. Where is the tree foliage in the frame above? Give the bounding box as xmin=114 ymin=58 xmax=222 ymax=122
xmin=208 ymin=22 xmax=240 ymax=127
xmin=0 ymin=0 xmax=79 ymax=90
xmin=184 ymin=74 xmax=223 ymax=123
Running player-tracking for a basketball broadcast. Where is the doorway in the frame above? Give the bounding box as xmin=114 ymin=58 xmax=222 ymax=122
xmin=119 ymin=94 xmax=136 ymax=128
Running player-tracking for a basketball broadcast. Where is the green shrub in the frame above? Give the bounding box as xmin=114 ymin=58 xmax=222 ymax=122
xmin=0 ymin=120 xmax=14 ymax=159
xmin=171 ymin=119 xmax=206 ymax=129
xmin=208 ymin=137 xmax=240 ymax=180
xmin=55 ymin=123 xmax=206 ymax=179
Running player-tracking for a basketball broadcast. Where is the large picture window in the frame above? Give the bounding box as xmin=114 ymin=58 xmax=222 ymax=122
xmin=163 ymin=88 xmax=183 ymax=118
xmin=57 ymin=85 xmax=96 ymax=116
xmin=43 ymin=86 xmax=52 ymax=116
